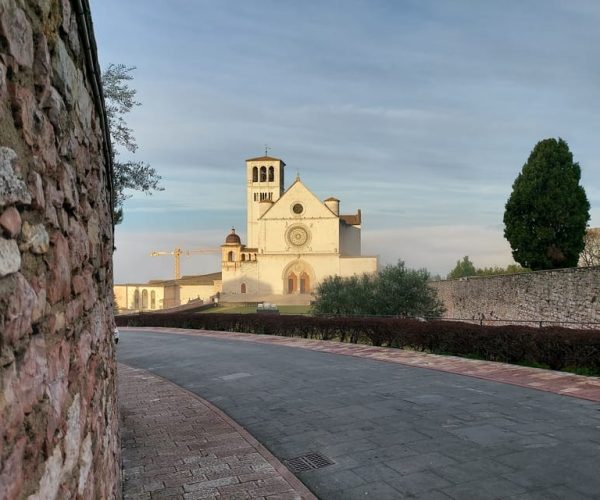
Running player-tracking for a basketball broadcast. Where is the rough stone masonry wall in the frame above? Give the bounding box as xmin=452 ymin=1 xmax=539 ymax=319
xmin=0 ymin=1 xmax=119 ymax=498
xmin=430 ymin=267 xmax=600 ymax=328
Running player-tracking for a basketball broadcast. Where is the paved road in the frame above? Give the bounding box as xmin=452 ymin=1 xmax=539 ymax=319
xmin=118 ymin=329 xmax=600 ymax=500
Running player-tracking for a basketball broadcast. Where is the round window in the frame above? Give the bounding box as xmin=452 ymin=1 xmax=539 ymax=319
xmin=287 ymin=226 xmax=310 ymax=247
xmin=292 ymin=203 xmax=304 ymax=214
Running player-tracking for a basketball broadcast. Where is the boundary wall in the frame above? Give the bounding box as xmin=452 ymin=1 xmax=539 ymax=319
xmin=0 ymin=1 xmax=119 ymax=497
xmin=430 ymin=267 xmax=600 ymax=328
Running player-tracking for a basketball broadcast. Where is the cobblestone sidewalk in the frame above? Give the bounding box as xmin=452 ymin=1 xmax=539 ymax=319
xmin=118 ymin=363 xmax=316 ymax=500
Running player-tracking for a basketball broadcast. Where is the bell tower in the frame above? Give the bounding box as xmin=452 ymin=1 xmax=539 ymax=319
xmin=246 ymin=155 xmax=285 ymax=248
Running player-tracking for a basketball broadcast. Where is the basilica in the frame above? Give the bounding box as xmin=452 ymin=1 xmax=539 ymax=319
xmin=114 ymin=155 xmax=377 ymax=310
xmin=219 ymin=155 xmax=377 ymax=304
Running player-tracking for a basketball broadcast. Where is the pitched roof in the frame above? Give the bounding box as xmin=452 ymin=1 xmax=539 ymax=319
xmin=259 ymin=177 xmax=337 ymax=220
xmin=148 ymin=272 xmax=222 ymax=286
xmin=340 ymin=210 xmax=361 ymax=225
xmin=245 ymin=156 xmax=286 ymax=165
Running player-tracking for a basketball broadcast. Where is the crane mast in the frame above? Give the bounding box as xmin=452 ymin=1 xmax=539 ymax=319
xmin=150 ymin=247 xmax=219 ymax=279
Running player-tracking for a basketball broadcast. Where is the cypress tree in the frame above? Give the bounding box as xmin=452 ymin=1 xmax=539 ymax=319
xmin=503 ymin=138 xmax=590 ymax=270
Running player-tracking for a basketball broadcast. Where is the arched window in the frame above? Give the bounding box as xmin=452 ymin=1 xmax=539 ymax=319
xmin=252 ymin=167 xmax=258 ymax=182
xmin=260 ymin=166 xmax=267 ymax=182
xmin=241 ymin=283 xmax=246 ymax=294
xmin=287 ymin=272 xmax=297 ymax=294
xmin=268 ymin=166 xmax=274 ymax=182
xmin=228 ymin=251 xmax=234 ymax=262
xmin=142 ymin=289 xmax=148 ymax=309
xmin=241 ymin=254 xmax=246 ymax=261
xmin=151 ymin=290 xmax=156 ymax=309
xmin=133 ymin=289 xmax=140 ymax=309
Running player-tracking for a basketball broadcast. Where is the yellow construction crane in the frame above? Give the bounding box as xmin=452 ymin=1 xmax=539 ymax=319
xmin=150 ymin=247 xmax=219 ymax=280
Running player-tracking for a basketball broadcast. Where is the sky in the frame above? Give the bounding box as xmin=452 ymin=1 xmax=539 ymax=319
xmin=90 ymin=0 xmax=600 ymax=283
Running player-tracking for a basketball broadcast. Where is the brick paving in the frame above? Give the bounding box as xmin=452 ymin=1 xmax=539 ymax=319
xmin=123 ymin=327 xmax=600 ymax=402
xmin=118 ymin=363 xmax=316 ymax=499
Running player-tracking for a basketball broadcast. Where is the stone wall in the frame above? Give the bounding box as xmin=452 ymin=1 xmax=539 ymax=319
xmin=0 ymin=1 xmax=119 ymax=498
xmin=430 ymin=267 xmax=600 ymax=328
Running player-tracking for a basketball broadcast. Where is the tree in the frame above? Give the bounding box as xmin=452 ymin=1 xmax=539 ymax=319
xmin=579 ymin=228 xmax=600 ymax=267
xmin=102 ymin=64 xmax=162 ymax=223
xmin=311 ymin=274 xmax=376 ymax=316
xmin=447 ymin=256 xmax=476 ymax=279
xmin=475 ymin=264 xmax=529 ymax=276
xmin=503 ymin=138 xmax=590 ymax=270
xmin=312 ymin=261 xmax=444 ymax=318
xmin=373 ymin=262 xmax=445 ymax=317
xmin=447 ymin=256 xmax=530 ymax=279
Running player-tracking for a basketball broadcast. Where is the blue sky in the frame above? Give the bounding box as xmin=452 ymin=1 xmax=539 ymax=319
xmin=90 ymin=0 xmax=600 ymax=282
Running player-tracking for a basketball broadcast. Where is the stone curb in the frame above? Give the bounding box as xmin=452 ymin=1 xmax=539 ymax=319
xmin=122 ymin=327 xmax=600 ymax=403
xmin=119 ymin=362 xmax=317 ymax=500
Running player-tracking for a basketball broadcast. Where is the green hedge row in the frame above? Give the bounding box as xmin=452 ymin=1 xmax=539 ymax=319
xmin=116 ymin=313 xmax=600 ymax=374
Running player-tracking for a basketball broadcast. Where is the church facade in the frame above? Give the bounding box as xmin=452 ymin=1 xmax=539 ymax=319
xmin=220 ymin=156 xmax=377 ymax=304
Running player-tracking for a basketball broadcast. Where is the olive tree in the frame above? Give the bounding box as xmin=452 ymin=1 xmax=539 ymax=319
xmin=102 ymin=64 xmax=162 ymax=223
xmin=312 ymin=261 xmax=444 ymax=318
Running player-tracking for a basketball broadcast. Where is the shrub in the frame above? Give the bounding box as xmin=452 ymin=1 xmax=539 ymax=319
xmin=115 ymin=313 xmax=600 ymax=374
xmin=312 ymin=261 xmax=445 ymax=318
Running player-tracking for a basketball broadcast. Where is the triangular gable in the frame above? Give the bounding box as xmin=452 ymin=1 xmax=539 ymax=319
xmin=260 ymin=179 xmax=337 ymax=220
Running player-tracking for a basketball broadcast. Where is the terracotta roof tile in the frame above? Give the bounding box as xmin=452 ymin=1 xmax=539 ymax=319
xmin=340 ymin=210 xmax=361 ymax=225
xmin=148 ymin=272 xmax=222 ymax=286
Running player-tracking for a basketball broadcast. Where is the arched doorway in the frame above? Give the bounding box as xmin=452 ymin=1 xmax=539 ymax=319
xmin=287 ymin=272 xmax=297 ymax=294
xmin=142 ymin=289 xmax=148 ymax=309
xmin=299 ymin=272 xmax=310 ymax=294
xmin=282 ymin=260 xmax=315 ymax=295
xmin=133 ymin=289 xmax=140 ymax=309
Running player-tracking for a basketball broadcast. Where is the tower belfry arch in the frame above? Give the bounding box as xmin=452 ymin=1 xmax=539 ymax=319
xmin=246 ymin=155 xmax=286 ymax=248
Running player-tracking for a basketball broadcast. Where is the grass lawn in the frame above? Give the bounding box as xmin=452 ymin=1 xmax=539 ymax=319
xmin=201 ymin=304 xmax=311 ymax=315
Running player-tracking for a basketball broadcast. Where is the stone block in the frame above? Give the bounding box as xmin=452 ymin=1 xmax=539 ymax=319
xmin=18 ymin=335 xmax=48 ymax=413
xmin=20 ymin=221 xmax=49 ymax=254
xmin=0 ymin=206 xmax=21 ymax=237
xmin=0 ymin=272 xmax=35 ymax=344
xmin=46 ymin=231 xmax=71 ymax=304
xmin=0 ymin=148 xmax=31 ymax=207
xmin=0 ymin=7 xmax=33 ymax=68
xmin=0 ymin=237 xmax=20 ymax=276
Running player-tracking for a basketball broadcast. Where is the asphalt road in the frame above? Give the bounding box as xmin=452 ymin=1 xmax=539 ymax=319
xmin=118 ymin=329 xmax=600 ymax=500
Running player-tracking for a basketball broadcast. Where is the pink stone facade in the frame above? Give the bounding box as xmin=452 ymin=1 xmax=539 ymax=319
xmin=0 ymin=1 xmax=119 ymax=498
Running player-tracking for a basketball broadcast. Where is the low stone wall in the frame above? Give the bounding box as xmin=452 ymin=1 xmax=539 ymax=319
xmin=430 ymin=267 xmax=600 ymax=328
xmin=0 ymin=1 xmax=119 ymax=498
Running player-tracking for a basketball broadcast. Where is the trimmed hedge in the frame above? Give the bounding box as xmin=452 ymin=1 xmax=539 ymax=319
xmin=116 ymin=313 xmax=600 ymax=374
